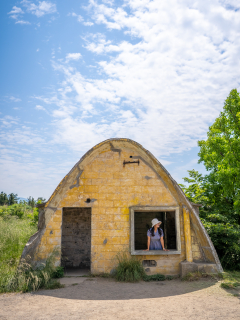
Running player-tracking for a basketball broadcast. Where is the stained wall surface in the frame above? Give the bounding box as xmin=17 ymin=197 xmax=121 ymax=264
xmin=29 ymin=139 xmax=220 ymax=275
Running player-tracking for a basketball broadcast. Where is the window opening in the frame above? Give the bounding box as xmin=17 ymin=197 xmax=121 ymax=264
xmin=134 ymin=211 xmax=177 ymax=251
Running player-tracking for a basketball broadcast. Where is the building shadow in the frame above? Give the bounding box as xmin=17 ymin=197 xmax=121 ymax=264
xmin=34 ymin=278 xmax=218 ymax=301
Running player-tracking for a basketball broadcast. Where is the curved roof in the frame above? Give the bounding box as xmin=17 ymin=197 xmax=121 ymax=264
xmin=45 ymin=138 xmax=173 ymax=205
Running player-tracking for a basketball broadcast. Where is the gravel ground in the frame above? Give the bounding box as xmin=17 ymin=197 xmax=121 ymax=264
xmin=0 ymin=277 xmax=239 ymax=320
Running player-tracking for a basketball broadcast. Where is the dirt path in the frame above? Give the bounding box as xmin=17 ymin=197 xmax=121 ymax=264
xmin=0 ymin=277 xmax=239 ymax=320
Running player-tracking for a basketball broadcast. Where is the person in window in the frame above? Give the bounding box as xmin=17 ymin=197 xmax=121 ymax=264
xmin=145 ymin=218 xmax=168 ymax=251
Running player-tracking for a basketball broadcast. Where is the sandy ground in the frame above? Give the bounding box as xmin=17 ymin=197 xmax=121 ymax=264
xmin=0 ymin=277 xmax=239 ymax=320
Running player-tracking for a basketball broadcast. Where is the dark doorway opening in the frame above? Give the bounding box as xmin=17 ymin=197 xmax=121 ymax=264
xmin=61 ymin=207 xmax=91 ymax=270
xmin=134 ymin=211 xmax=176 ymax=250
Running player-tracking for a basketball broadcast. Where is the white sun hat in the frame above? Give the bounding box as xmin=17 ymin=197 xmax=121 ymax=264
xmin=151 ymin=218 xmax=162 ymax=227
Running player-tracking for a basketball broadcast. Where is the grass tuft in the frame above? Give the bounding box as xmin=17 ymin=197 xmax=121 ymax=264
xmin=114 ymin=252 xmax=145 ymax=282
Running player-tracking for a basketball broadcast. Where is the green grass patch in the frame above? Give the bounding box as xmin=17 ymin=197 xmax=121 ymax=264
xmin=143 ymin=273 xmax=166 ymax=281
xmin=220 ymin=271 xmax=240 ymax=290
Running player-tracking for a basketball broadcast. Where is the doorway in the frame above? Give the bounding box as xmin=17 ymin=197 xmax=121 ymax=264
xmin=61 ymin=207 xmax=91 ymax=270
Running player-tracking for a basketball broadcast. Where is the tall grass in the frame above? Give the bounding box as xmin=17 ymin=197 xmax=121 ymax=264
xmin=5 ymin=250 xmax=64 ymax=292
xmin=0 ymin=216 xmax=37 ymax=291
xmin=114 ymin=252 xmax=146 ymax=282
xmin=0 ymin=214 xmax=64 ymax=293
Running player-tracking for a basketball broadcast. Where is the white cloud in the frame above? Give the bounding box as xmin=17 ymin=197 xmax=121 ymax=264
xmin=83 ymin=21 xmax=94 ymax=26
xmin=16 ymin=20 xmax=31 ymax=25
xmin=8 ymin=6 xmax=24 ymax=19
xmin=9 ymin=96 xmax=22 ymax=102
xmin=21 ymin=0 xmax=57 ymax=17
xmin=68 ymin=12 xmax=83 ymax=22
xmin=0 ymin=115 xmax=19 ymax=127
xmin=68 ymin=11 xmax=94 ymax=25
xmin=45 ymin=0 xmax=240 ymax=160
xmin=35 ymin=104 xmax=46 ymax=111
xmin=8 ymin=1 xmax=57 ymax=24
xmin=66 ymin=53 xmax=82 ymax=62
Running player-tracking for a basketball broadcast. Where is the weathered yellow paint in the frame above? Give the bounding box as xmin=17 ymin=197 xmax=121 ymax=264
xmin=183 ymin=207 xmax=193 ymax=262
xmin=27 ymin=139 xmax=222 ymax=275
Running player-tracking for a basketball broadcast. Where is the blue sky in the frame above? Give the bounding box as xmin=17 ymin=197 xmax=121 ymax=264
xmin=0 ymin=0 xmax=240 ymax=199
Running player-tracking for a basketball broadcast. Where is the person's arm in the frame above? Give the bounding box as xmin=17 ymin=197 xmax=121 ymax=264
xmin=145 ymin=236 xmax=151 ymax=251
xmin=160 ymin=236 xmax=168 ymax=251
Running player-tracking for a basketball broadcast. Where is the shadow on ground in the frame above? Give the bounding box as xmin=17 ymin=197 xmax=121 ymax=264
xmin=34 ymin=277 xmax=218 ymax=301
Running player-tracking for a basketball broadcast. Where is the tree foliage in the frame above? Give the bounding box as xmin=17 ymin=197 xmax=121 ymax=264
xmin=181 ymin=89 xmax=240 ymax=270
xmin=198 ymin=89 xmax=240 ymax=219
xmin=0 ymin=192 xmax=18 ymax=206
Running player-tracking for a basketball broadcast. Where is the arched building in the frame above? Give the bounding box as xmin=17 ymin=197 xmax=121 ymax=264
xmin=21 ymin=139 xmax=223 ymax=276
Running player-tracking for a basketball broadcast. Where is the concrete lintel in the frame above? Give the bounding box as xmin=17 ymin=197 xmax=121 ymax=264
xmin=132 ymin=250 xmax=181 ymax=255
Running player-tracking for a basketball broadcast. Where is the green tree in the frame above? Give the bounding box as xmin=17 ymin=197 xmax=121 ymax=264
xmin=8 ymin=193 xmax=18 ymax=205
xmin=37 ymin=197 xmax=46 ymax=203
xmin=27 ymin=196 xmax=35 ymax=208
xmin=0 ymin=192 xmax=8 ymax=205
xmin=181 ymin=89 xmax=240 ymax=270
xmin=198 ymin=89 xmax=240 ymax=221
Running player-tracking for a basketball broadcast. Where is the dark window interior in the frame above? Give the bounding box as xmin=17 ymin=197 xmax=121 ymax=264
xmin=61 ymin=207 xmax=91 ymax=269
xmin=134 ymin=211 xmax=176 ymax=250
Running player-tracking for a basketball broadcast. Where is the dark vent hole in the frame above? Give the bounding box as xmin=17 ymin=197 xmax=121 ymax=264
xmin=86 ymin=198 xmax=91 ymax=203
xmin=142 ymin=260 xmax=157 ymax=267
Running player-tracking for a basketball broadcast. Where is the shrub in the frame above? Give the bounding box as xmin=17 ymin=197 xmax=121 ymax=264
xmin=114 ymin=252 xmax=145 ymax=282
xmin=0 ymin=203 xmax=33 ymax=219
xmin=203 ymin=221 xmax=240 ymax=270
xmin=52 ymin=266 xmax=65 ymax=278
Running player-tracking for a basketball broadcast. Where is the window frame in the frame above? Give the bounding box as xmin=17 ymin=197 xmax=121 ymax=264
xmin=130 ymin=206 xmax=181 ymax=255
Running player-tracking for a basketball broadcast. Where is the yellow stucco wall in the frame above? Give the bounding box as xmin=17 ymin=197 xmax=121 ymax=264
xmin=31 ymin=139 xmax=221 ymax=275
